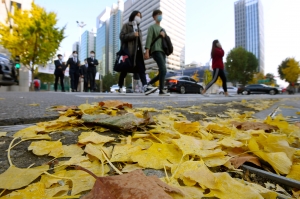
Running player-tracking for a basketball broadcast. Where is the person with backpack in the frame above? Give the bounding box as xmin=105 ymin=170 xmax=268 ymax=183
xmin=201 ymin=40 xmax=231 ymax=97
xmin=144 ymin=10 xmax=172 ymax=96
xmin=33 ymin=77 xmax=41 ymax=92
xmin=118 ymin=11 xmax=157 ymax=95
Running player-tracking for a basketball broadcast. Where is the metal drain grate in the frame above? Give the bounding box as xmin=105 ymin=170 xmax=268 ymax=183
xmin=271 ymin=106 xmax=300 ymax=124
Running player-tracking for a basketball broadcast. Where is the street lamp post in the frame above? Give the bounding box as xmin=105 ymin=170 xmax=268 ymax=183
xmin=76 ymin=21 xmax=86 ymax=47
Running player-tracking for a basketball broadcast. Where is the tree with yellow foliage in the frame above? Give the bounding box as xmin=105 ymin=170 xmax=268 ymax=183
xmin=191 ymin=70 xmax=200 ymax=82
xmin=215 ymin=77 xmax=222 ymax=87
xmin=278 ymin=58 xmax=300 ymax=83
xmin=0 ymin=2 xmax=65 ymax=89
xmin=249 ymin=72 xmax=265 ymax=84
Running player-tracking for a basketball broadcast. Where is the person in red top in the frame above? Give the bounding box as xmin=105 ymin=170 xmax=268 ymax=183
xmin=202 ymin=40 xmax=230 ymax=97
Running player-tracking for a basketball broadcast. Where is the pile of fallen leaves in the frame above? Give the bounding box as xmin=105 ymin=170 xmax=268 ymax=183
xmin=0 ymin=100 xmax=300 ymax=199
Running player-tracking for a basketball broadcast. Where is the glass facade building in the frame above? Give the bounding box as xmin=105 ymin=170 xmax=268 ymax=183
xmin=95 ymin=1 xmax=123 ymax=75
xmin=108 ymin=9 xmax=122 ymax=74
xmin=235 ymin=0 xmax=264 ymax=73
xmin=80 ymin=30 xmax=96 ymax=63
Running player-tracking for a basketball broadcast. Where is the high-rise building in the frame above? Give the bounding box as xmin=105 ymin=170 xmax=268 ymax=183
xmin=79 ymin=30 xmax=96 ymax=63
xmin=108 ymin=1 xmax=123 ymax=74
xmin=123 ymin=0 xmax=186 ymax=72
xmin=95 ymin=0 xmax=123 ymax=75
xmin=96 ymin=7 xmax=111 ymax=75
xmin=234 ymin=0 xmax=265 ymax=73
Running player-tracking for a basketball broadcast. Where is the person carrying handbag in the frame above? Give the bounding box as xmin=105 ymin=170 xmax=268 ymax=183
xmin=118 ymin=11 xmax=157 ymax=95
xmin=144 ymin=10 xmax=170 ymax=96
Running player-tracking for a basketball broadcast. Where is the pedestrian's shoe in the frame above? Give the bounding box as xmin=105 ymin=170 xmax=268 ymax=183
xmin=62 ymin=90 xmax=65 ymax=92
xmin=225 ymin=94 xmax=233 ymax=97
xmin=201 ymin=91 xmax=209 ymax=97
xmin=118 ymin=88 xmax=126 ymax=95
xmin=71 ymin=89 xmax=75 ymax=92
xmin=145 ymin=85 xmax=158 ymax=95
xmin=159 ymin=90 xmax=170 ymax=96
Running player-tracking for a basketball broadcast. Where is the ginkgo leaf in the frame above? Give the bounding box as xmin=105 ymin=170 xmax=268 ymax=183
xmin=184 ymin=167 xmax=264 ymax=199
xmin=172 ymin=135 xmax=202 ymax=156
xmin=203 ymin=156 xmax=231 ymax=167
xmin=131 ymin=143 xmax=183 ymax=169
xmin=218 ymin=137 xmax=244 ymax=148
xmin=122 ymin=164 xmax=144 ymax=173
xmin=206 ymin=124 xmax=232 ymax=134
xmin=0 ymin=165 xmax=49 ymax=190
xmin=45 ymin=185 xmax=70 ymax=197
xmin=14 ymin=125 xmax=51 ymax=140
xmin=174 ymin=121 xmax=200 ymax=134
xmin=171 ymin=161 xmax=205 ymax=185
xmin=84 ymin=143 xmax=113 ymax=163
xmin=59 ymin=144 xmax=84 ymax=158
xmin=110 ymin=144 xmax=142 ymax=162
xmin=0 ymin=182 xmax=47 ymax=198
xmin=28 ymin=140 xmax=63 ymax=158
xmin=287 ymin=165 xmax=300 ymax=181
xmin=78 ymin=132 xmax=114 ymax=145
xmin=0 ymin=132 xmax=7 ymax=137
xmin=248 ymin=138 xmax=292 ymax=174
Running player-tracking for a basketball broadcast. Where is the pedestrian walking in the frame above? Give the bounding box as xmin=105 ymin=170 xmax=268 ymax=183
xmin=80 ymin=59 xmax=89 ymax=92
xmin=144 ymin=10 xmax=169 ymax=96
xmin=202 ymin=40 xmax=231 ymax=97
xmin=87 ymin=51 xmax=98 ymax=92
xmin=133 ymin=73 xmax=143 ymax=93
xmin=33 ymin=77 xmax=41 ymax=92
xmin=65 ymin=51 xmax=80 ymax=92
xmin=54 ymin=54 xmax=65 ymax=92
xmin=118 ymin=10 xmax=156 ymax=95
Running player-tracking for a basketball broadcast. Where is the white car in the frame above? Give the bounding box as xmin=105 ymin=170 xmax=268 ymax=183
xmin=218 ymin=86 xmax=238 ymax=95
xmin=110 ymin=84 xmax=126 ymax=93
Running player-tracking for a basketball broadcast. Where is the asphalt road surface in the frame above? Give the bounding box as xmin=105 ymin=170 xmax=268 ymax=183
xmin=0 ymin=91 xmax=299 ymax=125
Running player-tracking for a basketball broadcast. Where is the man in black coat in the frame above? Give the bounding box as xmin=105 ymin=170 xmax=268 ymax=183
xmin=80 ymin=59 xmax=89 ymax=92
xmin=54 ymin=54 xmax=65 ymax=92
xmin=65 ymin=51 xmax=80 ymax=92
xmin=86 ymin=51 xmax=99 ymax=92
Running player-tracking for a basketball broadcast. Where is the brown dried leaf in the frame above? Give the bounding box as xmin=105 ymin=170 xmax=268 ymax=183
xmin=230 ymin=154 xmax=261 ymax=168
xmin=99 ymin=100 xmax=132 ymax=109
xmin=77 ymin=167 xmax=183 ymax=199
xmin=231 ymin=121 xmax=278 ymax=132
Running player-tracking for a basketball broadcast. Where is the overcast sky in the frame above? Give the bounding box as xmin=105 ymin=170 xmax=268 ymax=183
xmin=35 ymin=0 xmax=300 ymax=86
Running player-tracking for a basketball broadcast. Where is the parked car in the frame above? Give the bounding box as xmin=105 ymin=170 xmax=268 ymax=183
xmin=237 ymin=84 xmax=279 ymax=95
xmin=0 ymin=54 xmax=16 ymax=86
xmin=219 ymin=86 xmax=238 ymax=95
xmin=165 ymin=76 xmax=204 ymax=94
xmin=110 ymin=84 xmax=126 ymax=93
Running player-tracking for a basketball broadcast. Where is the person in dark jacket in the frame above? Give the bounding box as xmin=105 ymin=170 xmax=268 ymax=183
xmin=202 ymin=40 xmax=230 ymax=97
xmin=86 ymin=51 xmax=98 ymax=92
xmin=80 ymin=59 xmax=89 ymax=92
xmin=65 ymin=51 xmax=80 ymax=92
xmin=118 ymin=10 xmax=156 ymax=94
xmin=54 ymin=54 xmax=65 ymax=92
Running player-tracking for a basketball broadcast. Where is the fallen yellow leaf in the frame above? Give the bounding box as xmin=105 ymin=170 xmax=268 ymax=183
xmin=0 ymin=165 xmax=49 ymax=190
xmin=78 ymin=132 xmax=114 ymax=145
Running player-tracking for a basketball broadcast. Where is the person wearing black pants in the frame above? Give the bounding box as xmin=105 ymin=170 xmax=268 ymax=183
xmin=54 ymin=54 xmax=65 ymax=92
xmin=87 ymin=51 xmax=98 ymax=92
xmin=144 ymin=10 xmax=169 ymax=96
xmin=202 ymin=40 xmax=230 ymax=97
xmin=65 ymin=51 xmax=80 ymax=92
xmin=80 ymin=59 xmax=89 ymax=92
xmin=118 ymin=10 xmax=154 ymax=94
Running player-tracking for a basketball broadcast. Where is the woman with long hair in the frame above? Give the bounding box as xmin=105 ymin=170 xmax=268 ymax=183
xmin=118 ymin=11 xmax=155 ymax=94
xmin=202 ymin=40 xmax=230 ymax=96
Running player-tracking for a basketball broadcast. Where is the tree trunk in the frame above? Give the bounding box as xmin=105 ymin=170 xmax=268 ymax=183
xmin=30 ymin=68 xmax=34 ymax=91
